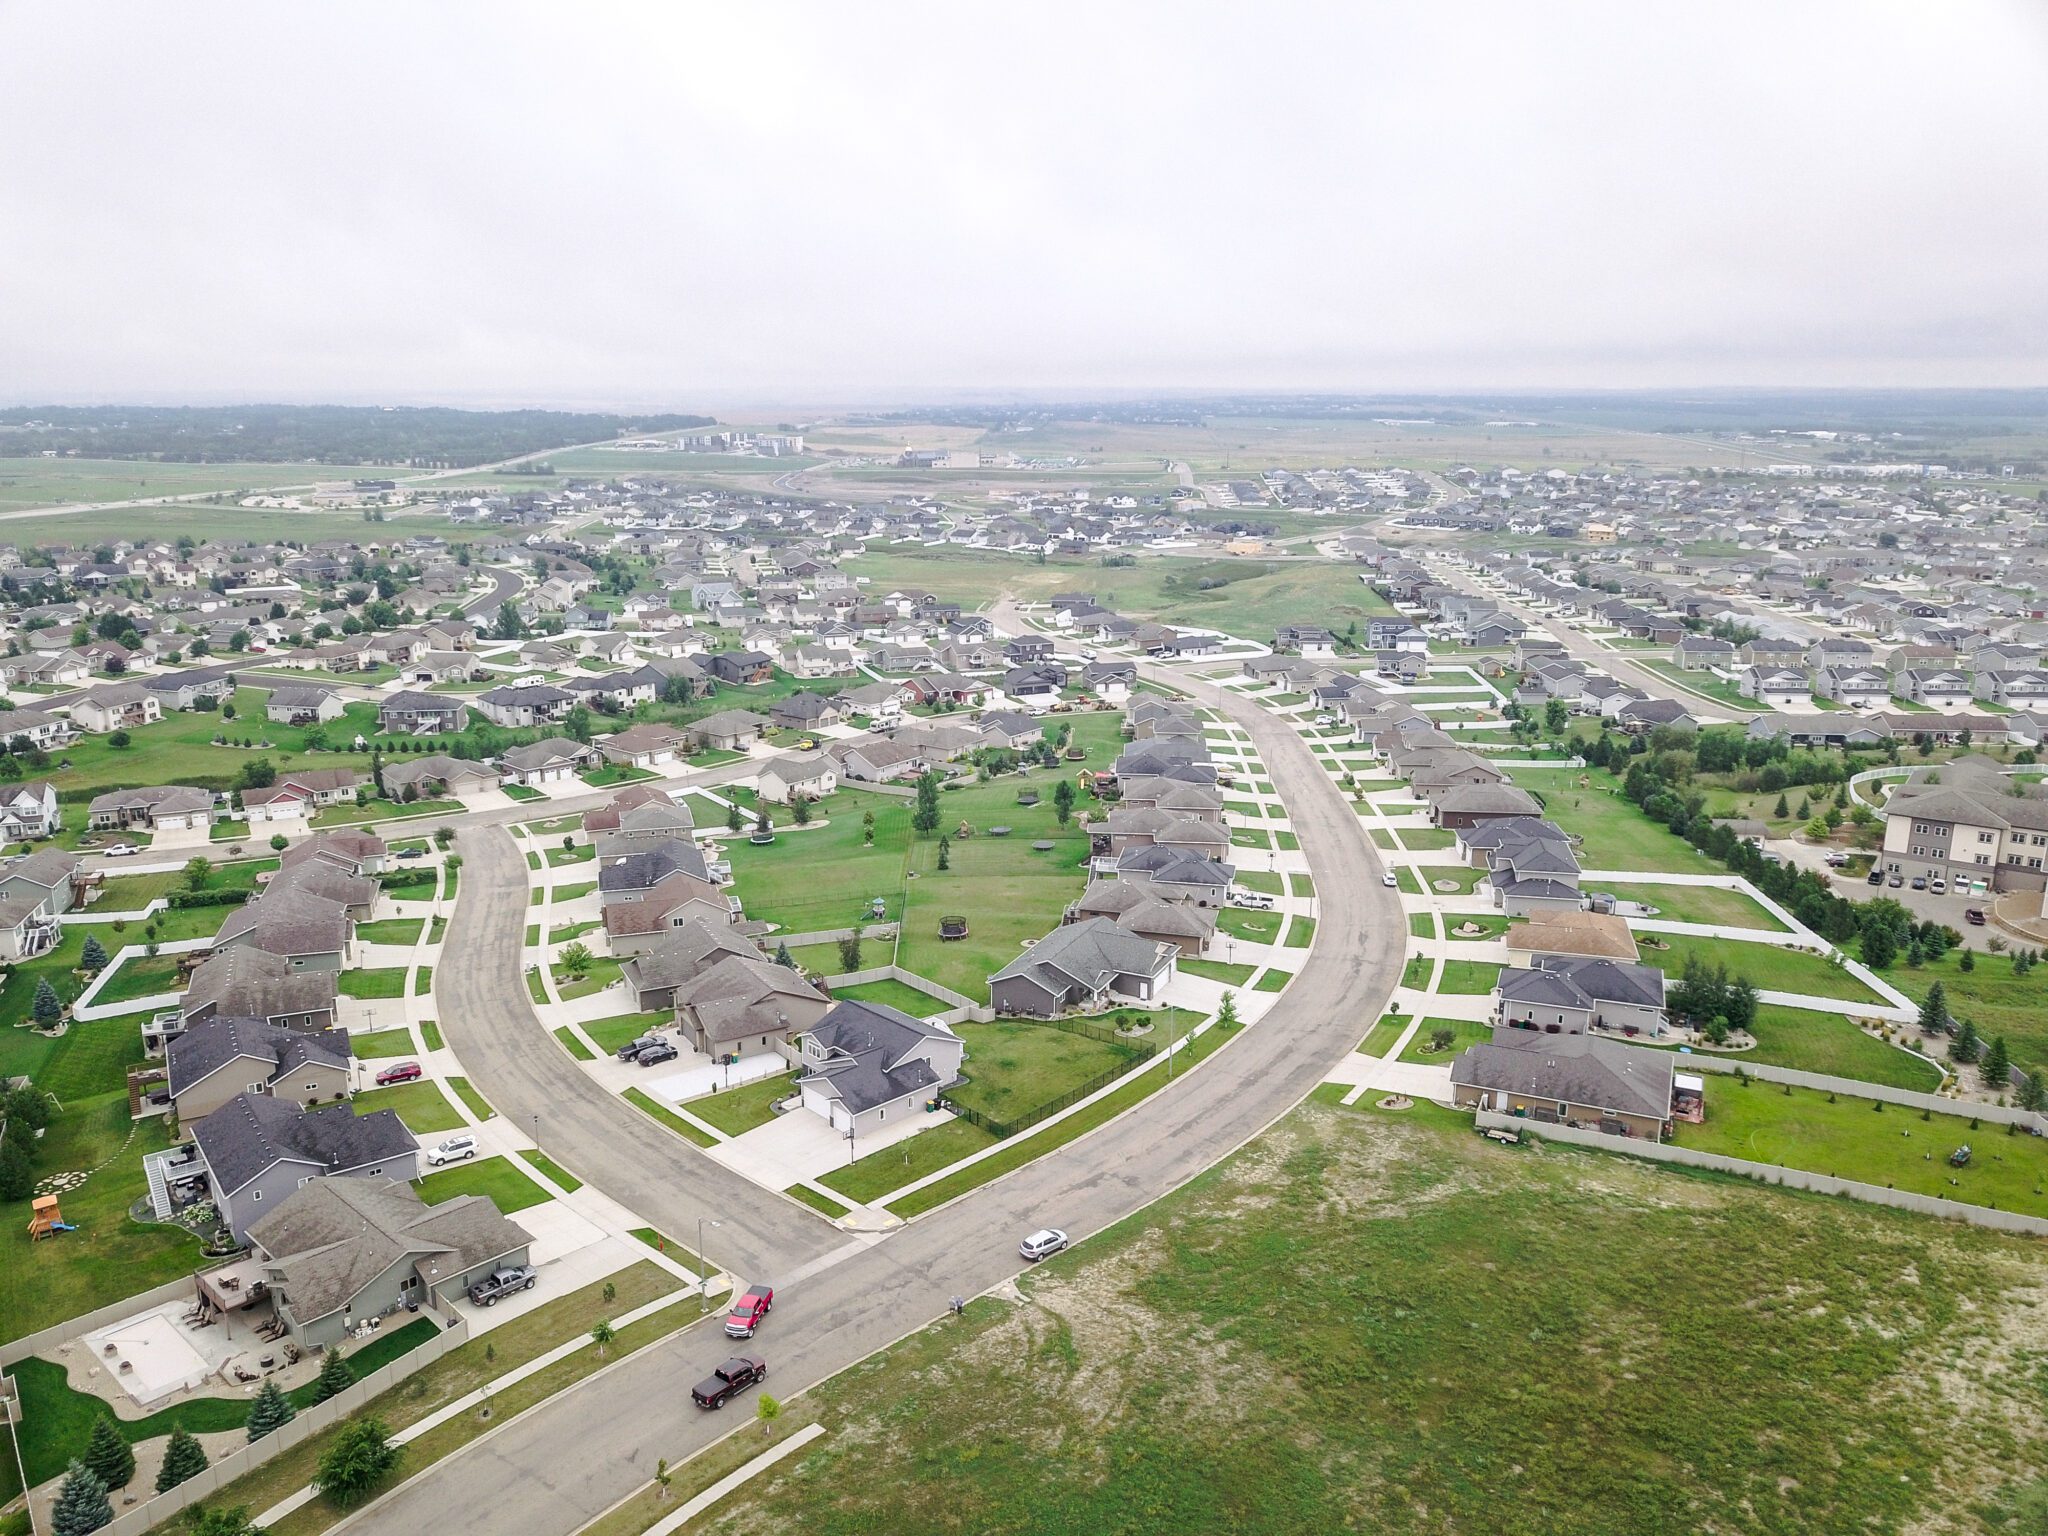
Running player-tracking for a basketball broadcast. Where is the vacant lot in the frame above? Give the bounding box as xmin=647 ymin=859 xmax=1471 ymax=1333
xmin=1636 ymin=933 xmax=1884 ymax=1006
xmin=1509 ymin=767 xmax=1720 ymax=875
xmin=694 ymin=1102 xmax=2048 ymax=1536
xmin=1878 ymin=947 xmax=2048 ymax=1081
xmin=949 ymin=1020 xmax=1140 ymax=1123
xmin=1595 ymin=881 xmax=1788 ymax=932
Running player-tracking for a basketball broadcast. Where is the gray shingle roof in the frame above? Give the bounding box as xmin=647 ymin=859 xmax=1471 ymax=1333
xmin=1450 ymin=1031 xmax=1675 ymax=1123
xmin=192 ymin=1093 xmax=418 ymax=1196
xmin=797 ymin=999 xmax=958 ymax=1115
xmin=168 ymin=1016 xmax=348 ymax=1098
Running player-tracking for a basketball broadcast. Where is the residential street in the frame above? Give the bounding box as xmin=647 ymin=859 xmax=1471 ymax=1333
xmin=341 ymin=658 xmax=1406 ymax=1536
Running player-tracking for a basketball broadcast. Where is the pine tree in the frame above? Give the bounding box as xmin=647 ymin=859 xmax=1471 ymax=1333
xmin=155 ymin=1426 xmax=209 ymax=1493
xmin=725 ymin=800 xmax=743 ymax=833
xmin=51 ymin=1461 xmax=112 ymax=1536
xmin=1983 ymin=1034 xmax=2011 ymax=1087
xmin=246 ymin=1378 xmax=296 ymax=1442
xmin=1917 ymin=980 xmax=1948 ymax=1034
xmin=81 ymin=1414 xmax=134 ymax=1491
xmin=1862 ymin=923 xmax=1897 ymax=970
xmin=1950 ymin=1018 xmax=1982 ymax=1065
xmin=79 ymin=935 xmax=110 ymax=973
xmin=936 ymin=835 xmax=951 ymax=872
xmin=774 ymin=942 xmax=794 ymax=969
xmin=1772 ymin=793 xmax=1790 ymax=818
xmin=1959 ymin=947 xmax=1976 ymax=973
xmin=2018 ymin=1068 xmax=2045 ymax=1112
xmin=311 ymin=1346 xmax=354 ymax=1404
xmin=33 ymin=975 xmax=62 ymax=1028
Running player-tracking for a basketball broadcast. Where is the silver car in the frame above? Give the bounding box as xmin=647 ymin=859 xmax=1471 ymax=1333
xmin=1018 ymin=1228 xmax=1068 ymax=1262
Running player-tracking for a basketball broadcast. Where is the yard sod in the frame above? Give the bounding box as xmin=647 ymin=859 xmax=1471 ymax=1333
xmin=351 ymin=1025 xmax=420 ymax=1058
xmin=1509 ymin=765 xmax=1722 ymax=875
xmin=446 ymin=1074 xmax=495 ymax=1120
xmin=1284 ymin=914 xmax=1317 ymax=948
xmin=552 ymin=879 xmax=597 ymax=903
xmin=702 ymin=1100 xmax=2048 ymax=1535
xmin=1357 ymin=1013 xmax=1407 ymax=1057
xmin=583 ymin=1011 xmax=672 ymax=1055
xmin=553 ymin=1026 xmax=596 ymax=1060
xmin=1395 ymin=866 xmax=1425 ymax=896
xmin=820 ymin=1118 xmax=999 ymax=1205
xmin=1732 ymin=1006 xmax=1946 ymax=1091
xmin=1435 ymin=960 xmax=1503 ymax=994
xmin=1289 ymin=872 xmax=1315 ymax=898
xmin=545 ymin=842 xmax=596 ymax=866
xmin=1397 ymin=1016 xmax=1492 ymax=1064
xmin=419 ymin=1019 xmax=444 ymax=1050
xmin=414 ymin=965 xmax=433 ymax=995
xmin=1178 ymin=957 xmax=1258 ymax=986
xmin=86 ymin=949 xmax=186 ymax=1007
xmin=354 ymin=917 xmax=426 ymax=944
xmin=685 ymin=1072 xmax=796 ymax=1136
xmin=624 ymin=1086 xmax=716 ymax=1148
xmin=524 ymin=1151 xmax=583 ymax=1193
xmin=947 ymin=1020 xmax=1142 ymax=1123
xmin=1439 ymin=912 xmax=1512 ymax=941
xmin=1253 ymin=968 xmax=1291 ymax=993
xmin=1679 ymin=1079 xmax=2048 ymax=1218
xmin=416 ymin=1155 xmax=551 ymax=1213
xmin=1216 ymin=905 xmax=1285 ymax=943
xmin=785 ymin=1184 xmax=852 ymax=1218
xmin=1595 ymin=881 xmax=1788 ymax=932
xmin=1635 ymin=932 xmax=1884 ymax=1006
xmin=553 ymin=955 xmax=623 ymax=1000
xmin=350 ymin=1079 xmax=465 ymax=1133
xmin=1391 ymin=826 xmax=1455 ymax=850
xmin=1232 ymin=870 xmax=1284 ymax=896
xmin=828 ymin=977 xmax=951 ymax=1016
xmin=1419 ymin=864 xmax=1488 ymax=894
xmin=337 ymin=966 xmax=408 ymax=999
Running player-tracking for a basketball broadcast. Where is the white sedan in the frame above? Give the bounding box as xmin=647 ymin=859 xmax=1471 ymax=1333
xmin=1381 ymin=872 xmax=1398 ymax=888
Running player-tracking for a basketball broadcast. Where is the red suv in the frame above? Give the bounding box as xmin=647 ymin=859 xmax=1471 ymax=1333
xmin=374 ymin=1061 xmax=423 ymax=1086
xmin=725 ymin=1284 xmax=774 ymax=1338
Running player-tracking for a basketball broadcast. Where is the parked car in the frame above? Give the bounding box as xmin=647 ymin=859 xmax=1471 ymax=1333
xmin=1824 ymin=852 xmax=1849 ymax=868
xmin=466 ymin=1265 xmax=536 ymax=1307
xmin=1230 ymin=890 xmax=1275 ymax=910
xmin=1381 ymin=872 xmax=1398 ymax=888
xmin=375 ymin=1061 xmax=423 ymax=1086
xmin=724 ymin=1284 xmax=774 ymax=1338
xmin=1018 ymin=1228 xmax=1069 ymax=1262
xmin=1930 ymin=877 xmax=1948 ymax=894
xmin=102 ymin=843 xmax=138 ymax=857
xmin=426 ymin=1134 xmax=478 ymax=1167
xmin=692 ymin=1355 xmax=767 ymax=1409
xmin=1965 ymin=908 xmax=1988 ymax=926
xmin=1865 ymin=869 xmax=1886 ymax=886
xmin=395 ymin=845 xmax=427 ymax=860
xmin=617 ymin=1035 xmax=665 ymax=1063
xmin=1910 ymin=876 xmax=1928 ymax=891
xmin=1888 ymin=873 xmax=1905 ymax=887
xmin=636 ymin=1042 xmax=679 ymax=1067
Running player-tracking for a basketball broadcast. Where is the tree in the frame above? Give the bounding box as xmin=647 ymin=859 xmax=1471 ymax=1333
xmin=725 ymin=800 xmax=744 ymax=833
xmin=33 ymin=975 xmax=63 ymax=1029
xmin=1917 ymin=980 xmax=1949 ymax=1035
xmin=861 ymin=809 xmax=876 ymax=846
xmin=1960 ymin=947 xmax=1976 ymax=973
xmin=912 ymin=772 xmax=941 ymax=837
xmin=559 ymin=942 xmax=594 ymax=977
xmin=246 ymin=1378 xmax=296 ymax=1441
xmin=313 ymin=1416 xmax=400 ymax=1507
xmin=236 ymin=756 xmax=277 ymax=790
xmin=590 ymin=1319 xmax=615 ymax=1358
xmin=184 ymin=856 xmax=214 ymax=890
xmin=1773 ymin=793 xmax=1790 ymax=818
xmin=0 ymin=1139 xmax=33 ymax=1202
xmin=774 ymin=941 xmax=795 ymax=969
xmin=2019 ymin=1067 xmax=2046 ymax=1112
xmin=1862 ymin=922 xmax=1898 ymax=970
xmin=1804 ymin=814 xmax=1831 ymax=840
xmin=936 ymin=834 xmax=951 ymax=872
xmin=1950 ymin=1018 xmax=1982 ymax=1065
xmin=311 ymin=1346 xmax=355 ymax=1404
xmin=1052 ymin=777 xmax=1076 ymax=826
xmin=1983 ymin=1034 xmax=2011 ymax=1087
xmin=1543 ymin=698 xmax=1569 ymax=736
xmin=790 ymin=792 xmax=812 ymax=826
xmin=564 ymin=705 xmax=594 ymax=744
xmin=654 ymin=1457 xmax=673 ymax=1501
xmin=156 ymin=1426 xmax=210 ymax=1493
xmin=271 ymin=833 xmax=289 ymax=851
xmin=79 ymin=934 xmax=109 ymax=973
xmin=495 ymin=600 xmax=526 ymax=641
xmin=757 ymin=1392 xmax=782 ymax=1434
xmin=1218 ymin=991 xmax=1242 ymax=1030
xmin=107 ymin=729 xmax=131 ymax=750
xmin=51 ymin=1461 xmax=112 ymax=1536
xmin=82 ymin=1415 xmax=135 ymax=1491
xmin=755 ymin=807 xmax=772 ymax=838
xmin=228 ymin=629 xmax=251 ymax=653
xmin=838 ymin=934 xmax=863 ymax=972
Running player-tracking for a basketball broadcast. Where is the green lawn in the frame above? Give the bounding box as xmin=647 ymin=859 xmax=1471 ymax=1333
xmin=948 ymin=1020 xmax=1141 ymax=1123
xmin=1508 ymin=766 xmax=1721 ymax=875
xmin=1878 ymin=948 xmax=2048 ymax=1080
xmin=1284 ymin=915 xmax=1316 ymax=948
xmin=1740 ymin=1006 xmax=1944 ymax=1091
xmin=87 ymin=950 xmax=186 ymax=1007
xmin=1436 ymin=960 xmax=1503 ymax=995
xmin=337 ymin=966 xmax=409 ymax=999
xmin=351 ymin=1079 xmax=464 ymax=1133
xmin=708 ymin=1098 xmax=2048 ymax=1536
xmin=1419 ymin=865 xmax=1488 ymax=894
xmin=524 ymin=1151 xmax=582 ymax=1193
xmin=1233 ymin=870 xmax=1284 ymax=896
xmin=685 ymin=1072 xmax=797 ymax=1137
xmin=1397 ymin=1016 xmax=1492 ymax=1063
xmin=1636 ymin=933 xmax=1883 ymax=1006
xmin=820 ymin=1117 xmax=999 ymax=1205
xmin=1595 ymin=882 xmax=1788 ymax=932
xmin=356 ymin=917 xmax=426 ymax=944
xmin=1216 ymin=906 xmax=1286 ymax=944
xmin=1395 ymin=866 xmax=1425 ymax=896
xmin=416 ymin=1155 xmax=550 ymax=1214
xmin=552 ymin=879 xmax=597 ymax=903
xmin=446 ymin=1075 xmax=494 ymax=1120
xmin=1681 ymin=1079 xmax=2048 ymax=1217
xmin=420 ymin=1019 xmax=444 ymax=1051
xmin=584 ymin=1011 xmax=673 ymax=1054
xmin=624 ymin=1086 xmax=716 ymax=1148
xmin=545 ymin=842 xmax=596 ymax=866
xmin=553 ymin=955 xmax=623 ymax=1000
xmin=1253 ymin=968 xmax=1292 ymax=993
xmin=552 ymin=1025 xmax=596 ymax=1061
xmin=1178 ymin=957 xmax=1258 ymax=986
xmin=1393 ymin=827 xmax=1456 ymax=851
xmin=1439 ymin=913 xmax=1512 ymax=941
xmin=829 ymin=977 xmax=951 ymax=1016
xmin=1358 ymin=1012 xmax=1407 ymax=1057
xmin=785 ymin=1184 xmax=852 ymax=1219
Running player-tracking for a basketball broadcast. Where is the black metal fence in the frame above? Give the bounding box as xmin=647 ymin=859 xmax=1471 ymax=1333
xmin=940 ymin=1018 xmax=1157 ymax=1140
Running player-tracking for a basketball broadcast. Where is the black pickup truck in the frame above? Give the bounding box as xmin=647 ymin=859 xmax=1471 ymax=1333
xmin=692 ymin=1355 xmax=767 ymax=1409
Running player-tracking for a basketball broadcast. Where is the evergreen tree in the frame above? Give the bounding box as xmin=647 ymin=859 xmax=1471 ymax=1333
xmin=246 ymin=1378 xmax=296 ymax=1442
xmin=155 ymin=1426 xmax=209 ymax=1493
xmin=725 ymin=800 xmax=743 ymax=833
xmin=912 ymin=772 xmax=941 ymax=837
xmin=790 ymin=793 xmax=811 ymax=826
xmin=1773 ymin=793 xmax=1790 ymax=818
xmin=774 ymin=941 xmax=795 ymax=969
xmin=311 ymin=1346 xmax=355 ymax=1404
xmin=1862 ymin=923 xmax=1897 ymax=970
xmin=79 ymin=934 xmax=109 ymax=973
xmin=1052 ymin=778 xmax=1076 ymax=826
xmin=1960 ymin=947 xmax=1976 ymax=972
xmin=33 ymin=975 xmax=62 ymax=1028
xmin=2018 ymin=1067 xmax=2045 ymax=1112
xmin=81 ymin=1415 xmax=134 ymax=1491
xmin=1917 ymin=980 xmax=1949 ymax=1034
xmin=1983 ymin=1034 xmax=2011 ymax=1087
xmin=1950 ymin=1018 xmax=1982 ymax=1065
xmin=0 ymin=1138 xmax=32 ymax=1202
xmin=51 ymin=1461 xmax=112 ymax=1536
xmin=313 ymin=1416 xmax=400 ymax=1507
xmin=936 ymin=835 xmax=950 ymax=872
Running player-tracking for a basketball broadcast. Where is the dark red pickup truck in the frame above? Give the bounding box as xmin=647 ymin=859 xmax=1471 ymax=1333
xmin=692 ymin=1355 xmax=767 ymax=1409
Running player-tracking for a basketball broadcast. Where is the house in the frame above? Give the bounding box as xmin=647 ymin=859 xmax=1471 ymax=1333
xmin=1670 ymin=635 xmax=1735 ymax=672
xmin=266 ymin=685 xmax=346 ymax=725
xmin=1449 ymin=1028 xmax=1677 ymax=1140
xmin=686 ymin=709 xmax=772 ymax=752
xmin=1615 ymin=697 xmax=1699 ymax=734
xmin=279 ymin=828 xmax=388 ymax=878
xmin=1898 ymin=668 xmax=1974 ymax=708
xmin=1738 ymin=666 xmax=1813 ymax=710
xmin=500 ymin=738 xmax=600 ymax=786
xmin=1113 ymin=844 xmax=1235 ymax=902
xmin=1973 ymin=670 xmax=2048 ymax=712
xmin=989 ymin=916 xmax=1177 ymax=1017
xmin=88 ymin=784 xmax=216 ymax=832
xmin=383 ymin=754 xmax=500 ymax=798
xmin=1495 ymin=955 xmax=1668 ymax=1037
xmin=181 ymin=947 xmax=338 ymax=1030
xmin=0 ymin=848 xmax=79 ymax=959
xmin=240 ymin=1177 xmax=533 ymax=1347
xmin=0 ymin=779 xmax=61 ymax=840
xmin=616 ymin=919 xmax=758 ymax=1011
xmin=704 ymin=649 xmax=774 ymax=686
xmin=1430 ymin=782 xmax=1543 ymax=830
xmin=183 ymin=1093 xmax=421 ymax=1242
xmin=597 ymin=722 xmax=690 ymax=770
xmin=1880 ymin=756 xmax=2048 ymax=893
xmin=1001 ymin=665 xmax=1067 ymax=712
xmin=1273 ymin=625 xmax=1337 ymax=658
xmin=379 ymin=691 xmax=467 ymax=736
xmin=475 ymin=683 xmax=576 ymax=728
xmin=1504 ymin=908 xmax=1640 ymax=965
xmin=142 ymin=667 xmax=238 ymax=712
xmin=167 ymin=1016 xmax=352 ymax=1123
xmin=769 ymin=690 xmax=847 ymax=732
xmin=830 ymin=736 xmax=926 ymax=784
xmin=794 ymin=999 xmax=966 ymax=1136
xmin=674 ymin=954 xmax=831 ymax=1059
xmin=757 ymin=753 xmax=838 ymax=804
xmin=1065 ymin=881 xmax=1214 ymax=955
xmin=0 ymin=707 xmax=77 ymax=752
xmin=1080 ymin=660 xmax=1135 ymax=703
xmin=70 ymin=682 xmax=162 ymax=734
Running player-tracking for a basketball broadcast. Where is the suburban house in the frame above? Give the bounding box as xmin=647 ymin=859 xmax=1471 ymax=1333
xmin=499 ymin=738 xmax=601 ymax=786
xmin=0 ymin=848 xmax=79 ymax=960
xmin=757 ymin=752 xmax=838 ymax=804
xmin=378 ymin=690 xmax=467 ymax=736
xmin=1430 ymin=782 xmax=1543 ymax=830
xmin=687 ymin=709 xmax=772 ymax=752
xmin=769 ymin=690 xmax=847 ymax=732
xmin=88 ymin=783 xmax=217 ymax=833
xmin=181 ymin=947 xmax=338 ymax=1030
xmin=70 ymin=681 xmax=162 ymax=734
xmin=1495 ymin=955 xmax=1669 ymax=1037
xmin=1974 ymin=670 xmax=2048 ymax=711
xmin=795 ymin=999 xmax=966 ymax=1135
xmin=1449 ymin=1028 xmax=1678 ymax=1140
xmin=597 ymin=722 xmax=690 ymax=770
xmin=242 ymin=768 xmax=365 ymax=824
xmin=265 ymin=685 xmax=346 ymax=725
xmin=167 ymin=1016 xmax=353 ymax=1122
xmin=989 ymin=916 xmax=1177 ymax=1017
xmin=1738 ymin=666 xmax=1814 ymax=710
xmin=383 ymin=754 xmax=500 ymax=798
xmin=616 ymin=918 xmax=758 ymax=1011
xmin=0 ymin=779 xmax=61 ymax=840
xmin=673 ymin=954 xmax=832 ymax=1060
xmin=240 ymin=1177 xmax=533 ymax=1347
xmin=212 ymin=886 xmax=354 ymax=970
xmin=475 ymin=683 xmax=576 ymax=728
xmin=0 ymin=707 xmax=78 ymax=752
xmin=180 ymin=1093 xmax=421 ymax=1242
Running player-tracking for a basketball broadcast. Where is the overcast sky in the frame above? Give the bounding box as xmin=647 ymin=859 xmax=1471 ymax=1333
xmin=4 ymin=2 xmax=2045 ymax=410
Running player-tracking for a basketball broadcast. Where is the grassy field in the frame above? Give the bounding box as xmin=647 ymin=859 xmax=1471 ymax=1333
xmin=1397 ymin=1016 xmax=1492 ymax=1063
xmin=686 ymin=1072 xmax=796 ymax=1137
xmin=1595 ymin=881 xmax=1789 ymax=931
xmin=948 ymin=1020 xmax=1140 ymax=1123
xmin=694 ymin=1099 xmax=2048 ymax=1535
xmin=1745 ymin=1005 xmax=1945 ymax=1091
xmin=0 ymin=456 xmax=434 ymax=518
xmin=820 ymin=1117 xmax=998 ymax=1204
xmin=416 ymin=1155 xmax=550 ymax=1214
xmin=1681 ymin=1079 xmax=2048 ymax=1217
xmin=1636 ymin=933 xmax=1884 ymax=1006
xmin=824 ymin=978 xmax=950 ymax=1017
xmin=1878 ymin=947 xmax=2048 ymax=1080
xmin=350 ymin=1079 xmax=464 ymax=1133
xmin=1509 ymin=766 xmax=1721 ymax=875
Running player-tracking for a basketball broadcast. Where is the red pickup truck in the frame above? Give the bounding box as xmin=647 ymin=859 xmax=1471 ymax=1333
xmin=725 ymin=1284 xmax=774 ymax=1339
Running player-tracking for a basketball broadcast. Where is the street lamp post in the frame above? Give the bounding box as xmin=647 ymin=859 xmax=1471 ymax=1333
xmin=697 ymin=1217 xmax=722 ymax=1312
xmin=531 ymin=1113 xmax=540 ymax=1155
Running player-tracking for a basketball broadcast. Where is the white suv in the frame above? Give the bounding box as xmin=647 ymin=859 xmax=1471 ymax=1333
xmin=1018 ymin=1228 xmax=1069 ymax=1262
xmin=426 ymin=1134 xmax=479 ymax=1167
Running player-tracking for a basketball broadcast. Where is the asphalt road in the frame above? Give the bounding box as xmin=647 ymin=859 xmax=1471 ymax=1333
xmin=460 ymin=564 xmax=528 ymax=619
xmin=341 ymin=662 xmax=1406 ymax=1536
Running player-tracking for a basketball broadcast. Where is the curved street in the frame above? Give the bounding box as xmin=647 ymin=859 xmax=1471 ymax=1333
xmin=344 ymin=663 xmax=1405 ymax=1536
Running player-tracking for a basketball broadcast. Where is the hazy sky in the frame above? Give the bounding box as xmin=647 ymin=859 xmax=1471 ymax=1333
xmin=4 ymin=2 xmax=2046 ymax=409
